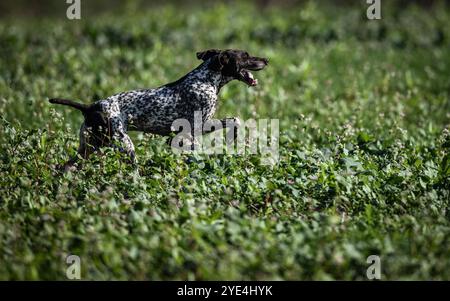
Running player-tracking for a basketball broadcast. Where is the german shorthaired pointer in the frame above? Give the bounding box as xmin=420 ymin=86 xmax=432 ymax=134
xmin=49 ymin=49 xmax=268 ymax=171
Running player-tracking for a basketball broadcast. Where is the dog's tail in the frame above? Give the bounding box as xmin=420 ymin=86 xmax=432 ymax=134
xmin=49 ymin=98 xmax=89 ymax=112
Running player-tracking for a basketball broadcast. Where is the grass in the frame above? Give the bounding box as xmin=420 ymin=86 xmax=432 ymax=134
xmin=0 ymin=1 xmax=449 ymax=280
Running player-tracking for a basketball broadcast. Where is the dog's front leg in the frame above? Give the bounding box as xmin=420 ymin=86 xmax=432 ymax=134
xmin=202 ymin=117 xmax=241 ymax=144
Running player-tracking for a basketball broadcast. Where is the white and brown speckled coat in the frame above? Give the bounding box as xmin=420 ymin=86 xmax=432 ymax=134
xmin=49 ymin=49 xmax=268 ymax=170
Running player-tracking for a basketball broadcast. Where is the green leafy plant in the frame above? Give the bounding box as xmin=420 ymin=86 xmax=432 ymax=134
xmin=0 ymin=1 xmax=449 ymax=280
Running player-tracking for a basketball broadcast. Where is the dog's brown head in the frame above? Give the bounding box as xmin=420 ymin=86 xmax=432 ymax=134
xmin=197 ymin=49 xmax=268 ymax=86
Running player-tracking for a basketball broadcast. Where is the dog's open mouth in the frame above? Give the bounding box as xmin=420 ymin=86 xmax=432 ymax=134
xmin=240 ymin=69 xmax=258 ymax=86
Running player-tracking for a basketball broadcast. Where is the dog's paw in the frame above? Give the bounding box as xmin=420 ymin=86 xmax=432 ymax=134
xmin=63 ymin=163 xmax=78 ymax=173
xmin=229 ymin=117 xmax=241 ymax=128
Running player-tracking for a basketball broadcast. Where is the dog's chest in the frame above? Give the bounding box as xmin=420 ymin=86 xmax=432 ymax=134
xmin=185 ymin=83 xmax=218 ymax=119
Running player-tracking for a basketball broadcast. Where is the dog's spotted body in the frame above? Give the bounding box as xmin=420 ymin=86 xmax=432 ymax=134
xmin=103 ymin=63 xmax=224 ymax=135
xmin=49 ymin=49 xmax=268 ymax=170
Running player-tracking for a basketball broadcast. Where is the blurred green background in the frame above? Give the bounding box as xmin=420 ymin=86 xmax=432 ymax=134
xmin=0 ymin=0 xmax=449 ymax=280
xmin=0 ymin=0 xmax=446 ymax=17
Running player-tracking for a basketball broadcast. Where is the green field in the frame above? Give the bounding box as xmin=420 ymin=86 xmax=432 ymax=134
xmin=0 ymin=1 xmax=449 ymax=280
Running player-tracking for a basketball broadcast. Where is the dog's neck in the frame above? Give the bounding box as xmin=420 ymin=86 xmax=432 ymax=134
xmin=189 ymin=61 xmax=234 ymax=91
xmin=164 ymin=60 xmax=235 ymax=93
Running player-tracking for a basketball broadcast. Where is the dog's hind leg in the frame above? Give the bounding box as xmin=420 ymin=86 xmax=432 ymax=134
xmin=115 ymin=131 xmax=136 ymax=164
xmin=62 ymin=123 xmax=96 ymax=172
xmin=108 ymin=117 xmax=136 ymax=165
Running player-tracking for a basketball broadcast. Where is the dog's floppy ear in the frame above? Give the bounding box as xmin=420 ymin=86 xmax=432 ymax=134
xmin=197 ymin=49 xmax=230 ymax=72
xmin=196 ymin=49 xmax=221 ymax=61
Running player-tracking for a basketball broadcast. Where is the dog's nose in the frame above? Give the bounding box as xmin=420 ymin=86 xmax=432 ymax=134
xmin=263 ymin=58 xmax=269 ymax=65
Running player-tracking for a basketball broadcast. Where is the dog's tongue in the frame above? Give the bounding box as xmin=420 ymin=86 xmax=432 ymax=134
xmin=243 ymin=70 xmax=258 ymax=86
